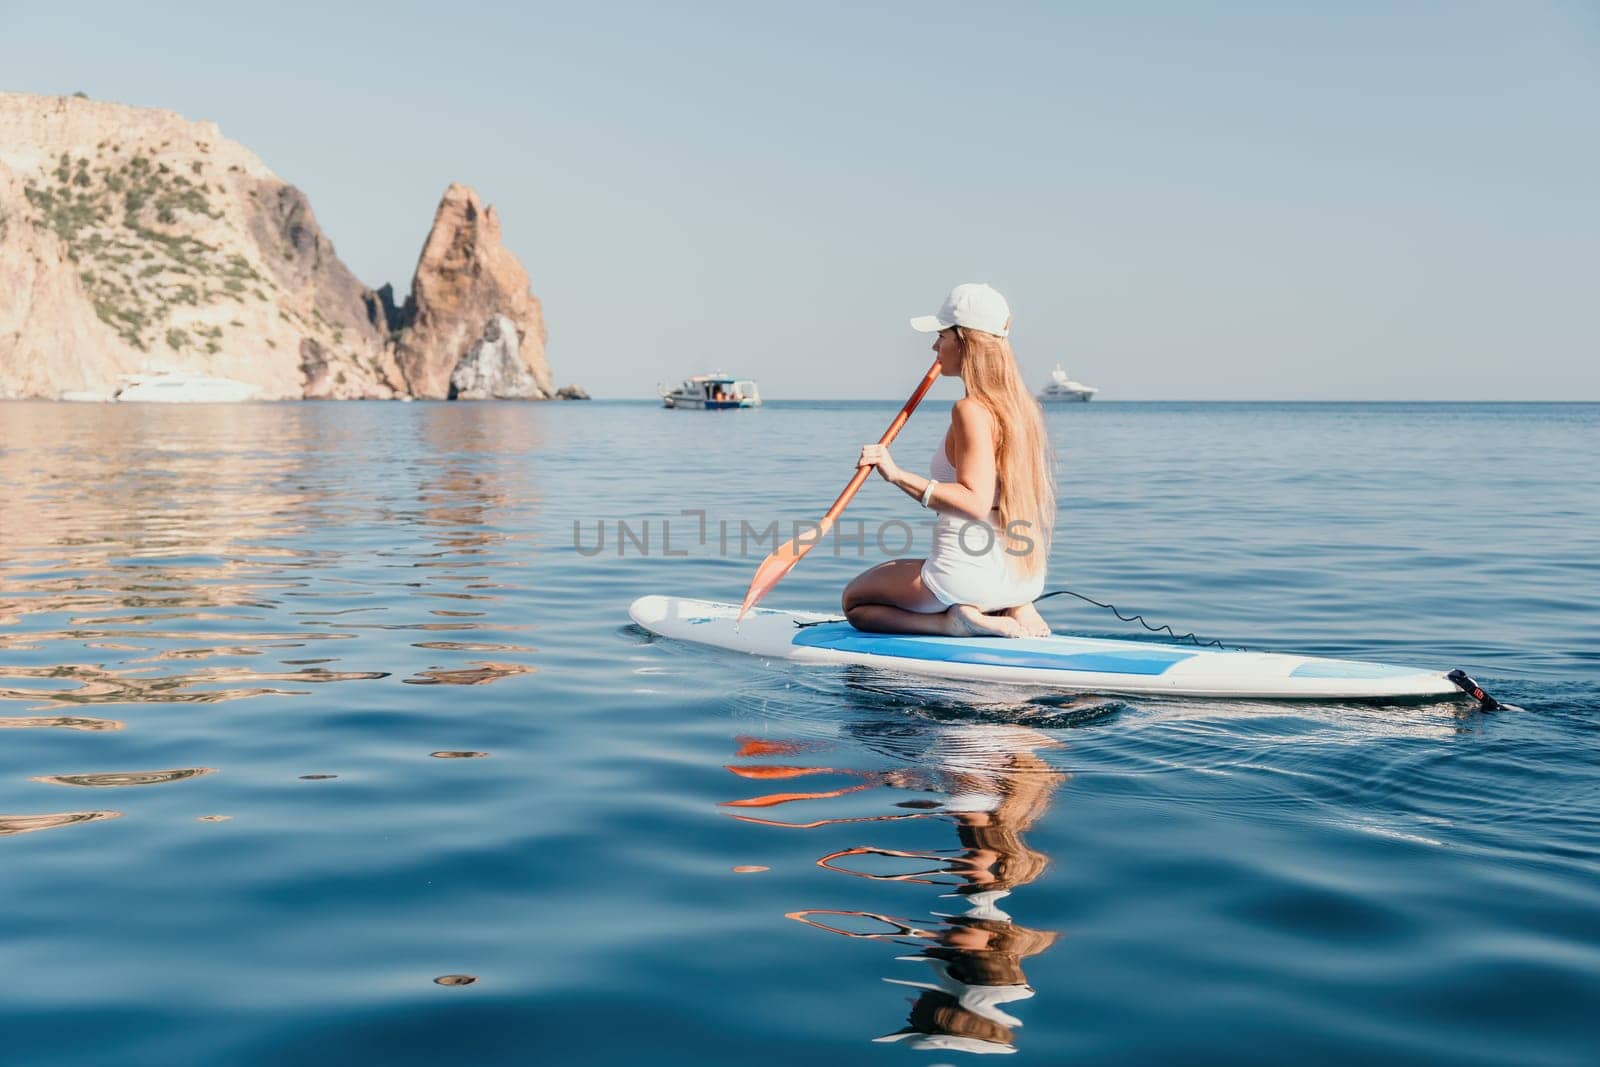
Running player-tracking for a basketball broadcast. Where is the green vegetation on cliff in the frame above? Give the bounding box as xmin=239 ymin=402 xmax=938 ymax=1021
xmin=22 ymin=148 xmax=273 ymax=351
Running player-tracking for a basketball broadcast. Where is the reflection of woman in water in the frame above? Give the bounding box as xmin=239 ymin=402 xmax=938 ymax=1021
xmin=769 ymin=723 xmax=1066 ymax=1055
xmin=873 ymin=731 xmax=1063 ymax=1053
xmin=873 ymin=913 xmax=1061 ymax=1054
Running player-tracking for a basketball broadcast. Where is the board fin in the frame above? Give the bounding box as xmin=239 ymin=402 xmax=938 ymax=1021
xmin=1447 ymin=669 xmax=1502 ymax=711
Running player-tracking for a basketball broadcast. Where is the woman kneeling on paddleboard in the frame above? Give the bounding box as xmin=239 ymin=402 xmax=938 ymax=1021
xmin=844 ymin=283 xmax=1055 ymax=638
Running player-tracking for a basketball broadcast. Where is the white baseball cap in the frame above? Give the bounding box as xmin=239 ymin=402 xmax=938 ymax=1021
xmin=911 ymin=283 xmax=1011 ymax=338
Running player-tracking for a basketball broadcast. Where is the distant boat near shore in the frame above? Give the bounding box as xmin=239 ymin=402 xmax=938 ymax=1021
xmin=1037 ymin=364 xmax=1098 ymax=403
xmin=111 ymin=372 xmax=261 ymax=403
xmin=659 ymin=373 xmax=762 ymax=410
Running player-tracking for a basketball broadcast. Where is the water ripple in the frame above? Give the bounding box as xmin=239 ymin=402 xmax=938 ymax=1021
xmin=0 ymin=811 xmax=122 ymax=837
xmin=30 ymin=768 xmax=216 ymax=788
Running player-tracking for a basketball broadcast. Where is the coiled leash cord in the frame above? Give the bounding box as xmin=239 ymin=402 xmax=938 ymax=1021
xmin=1032 ymin=588 xmax=1243 ymax=651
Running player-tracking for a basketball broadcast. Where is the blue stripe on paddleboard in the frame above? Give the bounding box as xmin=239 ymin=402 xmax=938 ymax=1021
xmin=791 ymin=623 xmax=1194 ymax=676
xmin=1288 ymin=659 xmax=1426 ymax=680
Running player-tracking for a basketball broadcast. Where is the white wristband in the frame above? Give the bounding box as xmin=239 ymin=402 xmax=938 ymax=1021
xmin=920 ymin=479 xmax=938 ymax=508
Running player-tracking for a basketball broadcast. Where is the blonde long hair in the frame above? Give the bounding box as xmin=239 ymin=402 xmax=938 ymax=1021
xmin=956 ymin=326 xmax=1056 ymax=577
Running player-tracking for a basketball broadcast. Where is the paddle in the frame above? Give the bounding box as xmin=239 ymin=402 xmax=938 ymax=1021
xmin=738 ymin=356 xmax=944 ymax=621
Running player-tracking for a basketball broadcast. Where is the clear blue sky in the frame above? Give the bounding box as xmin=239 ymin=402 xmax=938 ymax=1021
xmin=4 ymin=1 xmax=1597 ymax=399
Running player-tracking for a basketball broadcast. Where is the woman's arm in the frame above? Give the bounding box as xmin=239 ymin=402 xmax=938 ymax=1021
xmin=857 ymin=399 xmax=997 ymax=522
xmin=939 ymin=399 xmax=1000 ymax=521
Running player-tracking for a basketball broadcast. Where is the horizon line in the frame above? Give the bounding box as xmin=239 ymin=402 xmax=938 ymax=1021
xmin=585 ymin=397 xmax=1600 ymax=404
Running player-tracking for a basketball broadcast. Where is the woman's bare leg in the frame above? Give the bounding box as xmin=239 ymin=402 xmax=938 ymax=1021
xmin=842 ymin=560 xmax=949 ymax=633
xmin=843 ymin=560 xmax=1023 ymax=637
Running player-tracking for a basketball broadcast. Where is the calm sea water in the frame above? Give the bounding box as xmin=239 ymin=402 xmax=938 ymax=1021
xmin=2 ymin=399 xmax=1597 ymax=1065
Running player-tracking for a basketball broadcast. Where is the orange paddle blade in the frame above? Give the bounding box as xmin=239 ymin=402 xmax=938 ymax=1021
xmin=738 ymin=357 xmax=943 ymax=621
xmin=737 ymin=515 xmax=839 ymax=619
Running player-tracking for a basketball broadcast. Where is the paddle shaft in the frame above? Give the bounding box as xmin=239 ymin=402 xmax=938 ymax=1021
xmin=818 ymin=356 xmax=943 ymax=526
xmin=737 ymin=356 xmax=943 ymax=619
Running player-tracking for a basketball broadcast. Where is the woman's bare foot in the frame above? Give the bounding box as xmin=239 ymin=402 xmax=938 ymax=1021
xmin=946 ymin=604 xmax=1024 ymax=638
xmin=1003 ymin=602 xmax=1051 ymax=638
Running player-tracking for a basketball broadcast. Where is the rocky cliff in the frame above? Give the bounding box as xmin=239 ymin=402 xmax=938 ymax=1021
xmin=394 ymin=184 xmax=552 ymax=400
xmin=0 ymin=92 xmax=560 ymax=400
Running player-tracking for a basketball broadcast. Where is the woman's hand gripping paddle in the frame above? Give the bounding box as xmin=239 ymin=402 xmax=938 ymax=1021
xmin=738 ymin=357 xmax=943 ymax=622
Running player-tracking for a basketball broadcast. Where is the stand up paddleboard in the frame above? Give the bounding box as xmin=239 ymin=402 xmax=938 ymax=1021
xmin=629 ymin=595 xmax=1475 ymax=702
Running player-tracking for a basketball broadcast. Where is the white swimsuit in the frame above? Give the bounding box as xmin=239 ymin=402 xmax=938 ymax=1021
xmin=918 ymin=441 xmax=1047 ymax=612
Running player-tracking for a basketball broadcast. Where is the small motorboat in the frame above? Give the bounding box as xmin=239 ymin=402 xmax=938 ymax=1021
xmin=659 ymin=373 xmax=761 ymax=410
xmin=113 ymin=372 xmax=261 ymax=403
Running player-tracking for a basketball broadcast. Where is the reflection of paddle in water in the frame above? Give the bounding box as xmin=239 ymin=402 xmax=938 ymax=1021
xmin=726 ymin=722 xmax=1066 ymax=1055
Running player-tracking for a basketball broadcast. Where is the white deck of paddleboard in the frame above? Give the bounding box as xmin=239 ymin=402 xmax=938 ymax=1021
xmin=628 ymin=596 xmax=1462 ymax=701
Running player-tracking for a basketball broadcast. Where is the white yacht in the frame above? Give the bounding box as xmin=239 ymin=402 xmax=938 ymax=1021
xmin=1037 ymin=365 xmax=1097 ymax=403
xmin=659 ymin=373 xmax=761 ymax=410
xmin=113 ymin=372 xmax=261 ymax=403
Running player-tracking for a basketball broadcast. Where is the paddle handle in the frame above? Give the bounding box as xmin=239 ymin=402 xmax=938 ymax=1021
xmin=818 ymin=357 xmax=943 ymax=524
